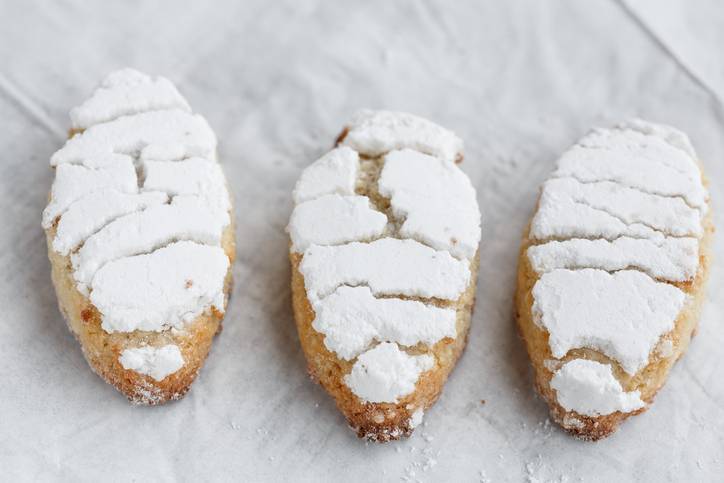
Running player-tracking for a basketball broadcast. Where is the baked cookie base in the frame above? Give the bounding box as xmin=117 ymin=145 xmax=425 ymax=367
xmin=515 ymin=212 xmax=713 ymax=440
xmin=290 ymin=251 xmax=479 ymax=442
xmin=45 ymin=222 xmax=236 ymax=405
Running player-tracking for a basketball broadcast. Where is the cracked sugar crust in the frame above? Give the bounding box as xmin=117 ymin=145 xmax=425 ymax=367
xmin=517 ymin=119 xmax=712 ymax=440
xmin=340 ymin=109 xmax=464 ymax=163
xmin=69 ymin=68 xmax=191 ymax=130
xmin=52 ymin=190 xmax=169 ymax=256
xmin=51 ymin=109 xmax=217 ymax=169
xmin=288 ymin=194 xmax=388 ymax=253
xmin=311 ymin=285 xmax=456 ymax=361
xmin=141 ymin=157 xmax=231 ymax=212
xmin=71 ymin=197 xmax=229 ymax=296
xmin=553 ymin=121 xmax=707 ymax=211
xmin=532 ymin=268 xmax=686 ymax=375
xmin=300 ymin=238 xmax=471 ymax=303
xmin=527 ymin=236 xmax=699 ymax=282
xmin=288 ymin=110 xmax=480 ymax=441
xmin=43 ymin=69 xmax=235 ymax=404
xmin=531 ymin=177 xmax=702 ymax=241
xmin=378 ymin=149 xmax=481 ymax=260
xmin=292 ymin=146 xmax=359 ymax=203
xmin=42 ymin=160 xmax=138 ymax=228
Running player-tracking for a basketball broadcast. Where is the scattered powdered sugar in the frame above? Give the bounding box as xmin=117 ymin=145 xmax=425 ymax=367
xmin=524 ymin=453 xmax=573 ymax=483
xmin=400 ymin=438 xmax=441 ymax=482
xmin=129 ymin=379 xmax=168 ymax=405
xmin=525 ymin=455 xmax=545 ymax=483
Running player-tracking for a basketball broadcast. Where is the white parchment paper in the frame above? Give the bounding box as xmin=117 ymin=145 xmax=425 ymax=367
xmin=1 ymin=1 xmax=722 ymax=481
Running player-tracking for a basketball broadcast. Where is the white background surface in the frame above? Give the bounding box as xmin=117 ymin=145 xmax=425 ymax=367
xmin=1 ymin=1 xmax=723 ymax=481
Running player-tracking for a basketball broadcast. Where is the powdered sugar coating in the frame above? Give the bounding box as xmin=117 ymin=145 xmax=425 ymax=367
xmin=44 ymin=69 xmax=232 ymax=336
xmin=142 ymin=157 xmax=231 ymax=212
xmin=531 ymin=177 xmax=702 ymax=241
xmin=72 ymin=198 xmax=229 ymax=294
xmin=91 ymin=241 xmax=228 ymax=333
xmin=119 ymin=344 xmax=185 ymax=382
xmin=532 ymin=269 xmax=685 ymax=375
xmin=554 ymin=120 xmax=706 ymax=211
xmin=291 ymin=111 xmax=479 ymax=405
xmin=550 ymin=359 xmax=646 ymax=416
xmin=341 ymin=109 xmax=463 ymax=163
xmin=53 ymin=190 xmax=168 ymax=255
xmin=288 ymin=194 xmax=387 ymax=253
xmin=527 ymin=120 xmax=708 ymax=415
xmin=70 ymin=68 xmax=191 ymax=130
xmin=42 ymin=160 xmax=138 ymax=228
xmin=311 ymin=285 xmax=456 ymax=360
xmin=51 ymin=109 xmax=216 ymax=168
xmin=300 ymin=238 xmax=471 ymax=303
xmin=292 ymin=147 xmax=359 ymax=203
xmin=378 ymin=149 xmax=481 ymax=260
xmin=528 ymin=236 xmax=699 ymax=282
xmin=343 ymin=342 xmax=434 ymax=403
xmin=611 ymin=119 xmax=697 ymax=159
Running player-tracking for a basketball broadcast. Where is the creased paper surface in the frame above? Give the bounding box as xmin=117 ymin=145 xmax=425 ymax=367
xmin=1 ymin=0 xmax=722 ymax=481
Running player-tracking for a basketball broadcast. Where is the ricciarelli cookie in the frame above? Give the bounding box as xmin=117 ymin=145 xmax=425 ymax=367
xmin=43 ymin=69 xmax=235 ymax=404
xmin=287 ymin=110 xmax=481 ymax=441
xmin=515 ymin=120 xmax=712 ymax=439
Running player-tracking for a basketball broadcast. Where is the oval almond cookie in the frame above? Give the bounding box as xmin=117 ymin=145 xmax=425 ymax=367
xmin=288 ymin=110 xmax=481 ymax=441
xmin=43 ymin=69 xmax=235 ymax=404
xmin=515 ymin=119 xmax=712 ymax=440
